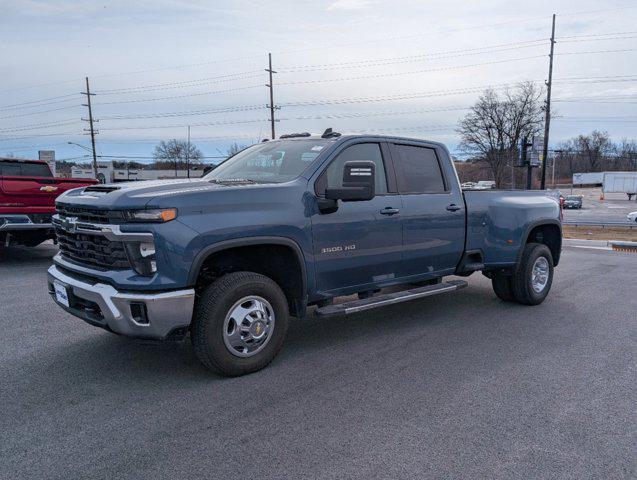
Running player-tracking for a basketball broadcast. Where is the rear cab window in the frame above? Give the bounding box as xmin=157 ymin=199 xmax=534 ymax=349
xmin=392 ymin=144 xmax=446 ymax=194
xmin=0 ymin=161 xmax=53 ymax=177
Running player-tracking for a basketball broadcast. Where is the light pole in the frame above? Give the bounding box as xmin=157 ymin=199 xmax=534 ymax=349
xmin=68 ymin=142 xmax=98 ymax=180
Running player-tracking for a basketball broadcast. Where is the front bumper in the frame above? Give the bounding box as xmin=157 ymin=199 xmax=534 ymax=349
xmin=47 ymin=265 xmax=195 ymax=340
xmin=0 ymin=214 xmax=52 ymax=231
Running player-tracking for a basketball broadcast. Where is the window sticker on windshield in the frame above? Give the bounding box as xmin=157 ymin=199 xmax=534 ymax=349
xmin=311 ymin=145 xmax=324 ymax=152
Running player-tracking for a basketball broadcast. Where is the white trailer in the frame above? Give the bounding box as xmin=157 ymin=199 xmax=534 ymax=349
xmin=573 ymin=172 xmax=604 ymax=186
xmin=603 ymin=172 xmax=637 ymax=194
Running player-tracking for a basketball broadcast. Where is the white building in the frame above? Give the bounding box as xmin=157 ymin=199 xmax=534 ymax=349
xmin=71 ymin=161 xmax=205 ymax=183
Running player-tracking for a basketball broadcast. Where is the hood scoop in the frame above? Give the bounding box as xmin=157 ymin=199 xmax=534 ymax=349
xmin=83 ymin=185 xmax=120 ymax=194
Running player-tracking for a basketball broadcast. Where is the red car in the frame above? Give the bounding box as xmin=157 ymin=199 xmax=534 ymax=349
xmin=0 ymin=158 xmax=97 ymax=247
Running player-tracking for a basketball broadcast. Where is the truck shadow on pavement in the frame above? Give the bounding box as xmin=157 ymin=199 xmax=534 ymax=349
xmin=37 ymin=282 xmax=536 ymax=387
xmin=0 ymin=243 xmax=57 ymax=266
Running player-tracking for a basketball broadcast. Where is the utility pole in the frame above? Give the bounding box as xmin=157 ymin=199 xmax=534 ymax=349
xmin=81 ymin=77 xmax=100 ymax=182
xmin=265 ymin=53 xmax=277 ymax=140
xmin=186 ymin=125 xmax=191 ymax=179
xmin=540 ymin=14 xmax=556 ymax=190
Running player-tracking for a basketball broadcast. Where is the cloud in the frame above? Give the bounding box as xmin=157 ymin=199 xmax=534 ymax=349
xmin=327 ymin=0 xmax=378 ymax=11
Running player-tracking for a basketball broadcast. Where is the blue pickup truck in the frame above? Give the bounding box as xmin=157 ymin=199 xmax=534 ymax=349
xmin=48 ymin=131 xmax=561 ymax=376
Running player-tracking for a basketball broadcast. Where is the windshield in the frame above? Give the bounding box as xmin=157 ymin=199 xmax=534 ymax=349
xmin=205 ymin=139 xmax=330 ymax=183
xmin=565 ymin=196 xmax=580 ymax=200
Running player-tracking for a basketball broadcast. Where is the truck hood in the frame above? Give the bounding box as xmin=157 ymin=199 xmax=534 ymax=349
xmin=56 ymin=178 xmax=295 ymax=210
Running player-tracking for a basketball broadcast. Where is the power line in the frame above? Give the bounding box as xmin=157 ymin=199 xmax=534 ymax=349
xmin=0 ymin=93 xmax=78 ymax=110
xmin=99 ymin=118 xmax=267 ymax=131
xmin=100 ymin=104 xmax=266 ymax=120
xmin=556 ymin=30 xmax=637 ymax=39
xmin=0 ymin=119 xmax=80 ymax=133
xmin=275 ymin=15 xmax=552 ymax=57
xmin=0 ymin=97 xmax=78 ymax=112
xmin=277 ymin=55 xmax=546 ymax=87
xmin=0 ymin=104 xmax=82 ymax=120
xmin=0 ymin=132 xmax=79 ymax=142
xmin=98 ymin=105 xmax=469 ymax=132
xmin=95 ymin=70 xmax=264 ymax=95
xmin=278 ymin=39 xmax=547 ymax=72
xmin=556 ymin=48 xmax=637 ymax=56
xmin=93 ymin=84 xmax=262 ymax=106
xmin=558 ymin=35 xmax=637 ymax=44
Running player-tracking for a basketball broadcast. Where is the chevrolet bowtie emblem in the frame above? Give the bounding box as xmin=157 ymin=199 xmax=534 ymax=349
xmin=40 ymin=186 xmax=58 ymax=193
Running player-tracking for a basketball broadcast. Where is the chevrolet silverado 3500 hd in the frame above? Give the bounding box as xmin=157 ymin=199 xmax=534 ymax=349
xmin=48 ymin=132 xmax=561 ymax=376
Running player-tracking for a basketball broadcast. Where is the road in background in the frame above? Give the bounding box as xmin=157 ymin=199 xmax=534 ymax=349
xmin=1 ymin=243 xmax=635 ymax=479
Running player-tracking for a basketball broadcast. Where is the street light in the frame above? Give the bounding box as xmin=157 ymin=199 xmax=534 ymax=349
xmin=67 ymin=142 xmax=99 ymax=181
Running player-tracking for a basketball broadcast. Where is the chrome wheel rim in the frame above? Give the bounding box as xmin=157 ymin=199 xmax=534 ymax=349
xmin=531 ymin=257 xmax=550 ymax=293
xmin=223 ymin=296 xmax=275 ymax=358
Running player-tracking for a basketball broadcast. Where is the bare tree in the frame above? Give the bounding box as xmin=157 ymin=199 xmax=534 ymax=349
xmin=575 ymin=130 xmax=613 ymax=172
xmin=457 ymin=82 xmax=544 ymax=188
xmin=152 ymin=139 xmax=203 ymax=171
xmin=226 ymin=142 xmax=247 ymax=157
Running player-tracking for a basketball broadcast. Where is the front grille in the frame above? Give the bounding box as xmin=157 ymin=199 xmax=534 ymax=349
xmin=55 ymin=204 xmax=125 ymax=224
xmin=54 ymin=226 xmax=131 ymax=270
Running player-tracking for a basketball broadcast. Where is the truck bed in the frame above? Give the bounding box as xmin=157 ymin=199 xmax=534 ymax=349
xmin=463 ymin=189 xmax=561 ymax=267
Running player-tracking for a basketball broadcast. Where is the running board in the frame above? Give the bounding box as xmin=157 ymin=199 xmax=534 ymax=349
xmin=315 ymin=280 xmax=468 ymax=317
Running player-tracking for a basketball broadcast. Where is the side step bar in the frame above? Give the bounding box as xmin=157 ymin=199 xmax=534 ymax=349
xmin=315 ymin=279 xmax=468 ymax=317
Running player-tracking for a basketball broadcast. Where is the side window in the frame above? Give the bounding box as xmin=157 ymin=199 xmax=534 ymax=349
xmin=394 ymin=145 xmax=446 ymax=193
xmin=320 ymin=143 xmax=388 ymax=195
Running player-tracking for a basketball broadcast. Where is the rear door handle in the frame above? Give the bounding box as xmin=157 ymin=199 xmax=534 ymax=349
xmin=380 ymin=207 xmax=400 ymax=216
xmin=446 ymin=204 xmax=461 ymax=212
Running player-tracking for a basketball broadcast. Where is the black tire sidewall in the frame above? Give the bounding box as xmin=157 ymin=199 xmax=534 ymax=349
xmin=513 ymin=243 xmax=554 ymax=305
xmin=193 ymin=272 xmax=289 ymax=376
xmin=492 ymin=274 xmax=515 ymax=302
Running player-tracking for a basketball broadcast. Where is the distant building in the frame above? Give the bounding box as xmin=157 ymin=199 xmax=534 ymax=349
xmin=71 ymin=161 xmax=205 ymax=183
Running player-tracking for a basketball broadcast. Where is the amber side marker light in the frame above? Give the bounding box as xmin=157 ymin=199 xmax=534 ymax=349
xmin=160 ymin=209 xmax=177 ymax=222
xmin=126 ymin=208 xmax=177 ymax=223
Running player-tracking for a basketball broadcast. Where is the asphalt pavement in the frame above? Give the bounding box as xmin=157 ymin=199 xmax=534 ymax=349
xmin=561 ymin=187 xmax=637 ymax=224
xmin=1 ymin=243 xmax=635 ymax=479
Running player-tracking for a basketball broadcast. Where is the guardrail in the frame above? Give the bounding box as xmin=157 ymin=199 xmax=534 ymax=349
xmin=563 ymin=220 xmax=637 ymax=228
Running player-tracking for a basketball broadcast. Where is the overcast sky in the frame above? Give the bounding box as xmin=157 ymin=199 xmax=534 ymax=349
xmin=1 ymin=0 xmax=636 ymax=163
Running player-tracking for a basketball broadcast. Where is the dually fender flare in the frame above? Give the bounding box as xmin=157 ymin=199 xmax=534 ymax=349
xmin=514 ymin=219 xmax=563 ymax=267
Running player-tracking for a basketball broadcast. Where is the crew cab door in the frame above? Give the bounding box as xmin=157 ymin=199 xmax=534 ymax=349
xmin=311 ymin=142 xmax=403 ymax=294
xmin=389 ymin=142 xmax=465 ymax=278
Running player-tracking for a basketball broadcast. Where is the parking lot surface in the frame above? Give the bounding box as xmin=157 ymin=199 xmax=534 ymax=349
xmin=1 ymin=243 xmax=635 ymax=479
xmin=561 ymin=187 xmax=637 ymax=223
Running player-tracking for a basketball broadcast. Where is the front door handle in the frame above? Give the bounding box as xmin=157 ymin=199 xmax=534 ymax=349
xmin=380 ymin=207 xmax=400 ymax=216
xmin=446 ymin=204 xmax=461 ymax=212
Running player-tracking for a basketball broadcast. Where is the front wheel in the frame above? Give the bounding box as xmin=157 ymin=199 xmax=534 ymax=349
xmin=511 ymin=243 xmax=554 ymax=305
xmin=191 ymin=272 xmax=289 ymax=376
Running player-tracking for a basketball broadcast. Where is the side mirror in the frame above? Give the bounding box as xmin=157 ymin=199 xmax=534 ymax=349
xmin=325 ymin=161 xmax=375 ymax=202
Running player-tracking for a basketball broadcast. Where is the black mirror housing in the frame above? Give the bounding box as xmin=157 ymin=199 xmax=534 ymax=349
xmin=324 ymin=161 xmax=376 ymax=202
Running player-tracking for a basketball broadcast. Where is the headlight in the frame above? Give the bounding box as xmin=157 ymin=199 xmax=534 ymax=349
xmin=125 ymin=208 xmax=177 ymax=223
xmin=124 ymin=241 xmax=157 ymax=276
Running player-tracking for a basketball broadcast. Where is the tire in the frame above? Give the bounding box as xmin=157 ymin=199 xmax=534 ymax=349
xmin=511 ymin=243 xmax=554 ymax=306
xmin=491 ymin=274 xmax=515 ymax=302
xmin=191 ymin=271 xmax=289 ymax=376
